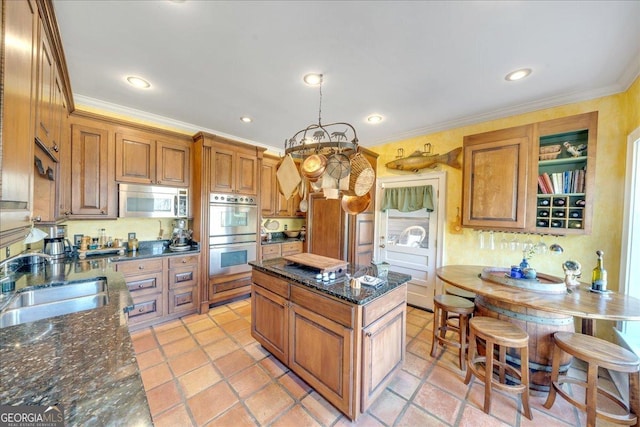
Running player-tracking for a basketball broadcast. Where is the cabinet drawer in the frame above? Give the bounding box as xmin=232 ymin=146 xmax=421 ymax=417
xmin=169 ymin=265 xmax=198 ymax=289
xmin=262 ymin=244 xmax=281 ymax=257
xmin=127 ymin=293 xmax=164 ymax=324
xmin=168 ymin=254 xmax=199 ymax=268
xmin=125 ymin=271 xmax=164 ymax=297
xmin=168 ymin=286 xmax=197 ymax=314
xmin=362 ymin=284 xmax=407 ymax=327
xmin=281 ymin=241 xmax=302 ymax=255
xmin=116 ymin=258 xmax=164 ymax=276
xmin=252 ymin=270 xmax=289 ymax=299
xmin=291 ymin=285 xmax=354 ymax=328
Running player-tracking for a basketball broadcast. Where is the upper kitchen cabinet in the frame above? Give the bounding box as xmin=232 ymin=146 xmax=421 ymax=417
xmin=462 ymin=124 xmax=533 ymax=230
xmin=261 ymin=154 xmax=303 ymax=217
xmin=1 ymin=0 xmax=72 ymax=241
xmin=1 ymin=0 xmax=38 ymax=240
xmin=462 ymin=112 xmax=598 ymax=235
xmin=115 ymin=131 xmax=191 ymax=187
xmin=531 ymin=112 xmax=597 ymax=235
xmin=68 ymin=120 xmax=116 ymax=218
xmin=204 ymin=135 xmax=262 ymax=195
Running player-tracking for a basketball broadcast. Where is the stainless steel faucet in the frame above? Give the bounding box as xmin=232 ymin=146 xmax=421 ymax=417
xmin=0 ymin=252 xmax=52 ymax=275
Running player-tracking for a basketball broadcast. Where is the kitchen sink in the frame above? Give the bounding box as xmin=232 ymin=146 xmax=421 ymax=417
xmin=0 ymin=279 xmax=109 ymax=328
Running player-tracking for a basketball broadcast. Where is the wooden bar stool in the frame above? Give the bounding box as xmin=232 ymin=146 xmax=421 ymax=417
xmin=430 ymin=294 xmax=475 ymax=370
xmin=543 ymin=332 xmax=640 ymax=427
xmin=464 ymin=316 xmax=532 ymax=420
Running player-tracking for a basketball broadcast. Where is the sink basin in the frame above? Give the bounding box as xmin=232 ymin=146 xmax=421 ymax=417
xmin=5 ymin=279 xmax=107 ymax=309
xmin=0 ymin=278 xmax=109 ymax=328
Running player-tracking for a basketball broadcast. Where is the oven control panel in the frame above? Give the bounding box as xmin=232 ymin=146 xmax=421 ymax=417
xmin=210 ymin=193 xmax=256 ymax=205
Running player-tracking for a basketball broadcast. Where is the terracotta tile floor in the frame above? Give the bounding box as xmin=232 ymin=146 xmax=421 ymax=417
xmin=130 ymin=300 xmax=627 ymax=426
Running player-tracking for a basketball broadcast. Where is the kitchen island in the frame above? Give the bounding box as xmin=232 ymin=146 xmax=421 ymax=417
xmin=249 ymin=257 xmax=411 ymax=421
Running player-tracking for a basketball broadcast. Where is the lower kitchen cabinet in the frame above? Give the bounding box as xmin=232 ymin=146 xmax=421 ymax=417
xmin=168 ymin=254 xmax=199 ymax=314
xmin=116 ymin=254 xmax=199 ymax=330
xmin=250 ymin=269 xmax=407 ymax=420
xmin=260 ymin=240 xmax=303 ymax=261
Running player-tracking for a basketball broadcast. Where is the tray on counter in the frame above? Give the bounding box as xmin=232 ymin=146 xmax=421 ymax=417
xmin=78 ymin=247 xmax=126 ymax=259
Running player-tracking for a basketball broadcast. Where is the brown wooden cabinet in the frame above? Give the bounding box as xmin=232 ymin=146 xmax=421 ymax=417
xmin=69 ymin=123 xmax=116 ymax=218
xmin=462 ymin=124 xmax=533 ymax=230
xmin=210 ymin=144 xmax=259 ymax=195
xmin=116 ymin=258 xmax=165 ymax=329
xmin=1 ymin=0 xmax=37 ymax=235
xmin=260 ymin=155 xmax=279 ymax=216
xmin=462 ymin=112 xmax=598 ymax=235
xmin=251 ymin=268 xmax=407 ymax=421
xmin=259 ymin=240 xmax=302 ymax=261
xmin=167 ymin=254 xmax=199 ymax=314
xmin=117 ymin=254 xmax=199 ymax=330
xmin=115 ymin=132 xmax=190 ymax=187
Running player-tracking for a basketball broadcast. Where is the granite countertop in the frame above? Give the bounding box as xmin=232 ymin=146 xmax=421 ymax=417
xmin=261 ymin=233 xmax=304 ymax=246
xmin=249 ymin=258 xmax=411 ymax=305
xmin=0 ymin=242 xmax=200 ymax=425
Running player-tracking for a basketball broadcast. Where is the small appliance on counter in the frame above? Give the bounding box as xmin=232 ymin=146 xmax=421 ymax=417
xmin=40 ymin=224 xmax=72 ymax=260
xmin=169 ymin=219 xmax=193 ymax=252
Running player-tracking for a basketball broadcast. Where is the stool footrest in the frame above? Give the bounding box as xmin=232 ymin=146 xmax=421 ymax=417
xmin=467 ymin=356 xmax=528 ymax=394
xmin=547 ymin=377 xmax=637 ymax=426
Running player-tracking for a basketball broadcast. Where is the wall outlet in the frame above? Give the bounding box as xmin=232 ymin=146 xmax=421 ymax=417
xmin=128 ymin=232 xmax=136 ymax=240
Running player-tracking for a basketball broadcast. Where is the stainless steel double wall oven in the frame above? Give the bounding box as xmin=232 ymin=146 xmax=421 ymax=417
xmin=208 ymin=193 xmax=258 ymax=276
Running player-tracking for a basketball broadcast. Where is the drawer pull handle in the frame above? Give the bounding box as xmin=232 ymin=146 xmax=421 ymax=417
xmin=138 ymin=265 xmax=144 ymax=270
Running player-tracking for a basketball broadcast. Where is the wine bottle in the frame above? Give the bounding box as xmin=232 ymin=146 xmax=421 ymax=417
xmin=569 ymin=210 xmax=582 ymax=218
xmin=575 ymin=199 xmax=586 ymax=207
xmin=538 ymin=199 xmax=550 ymax=207
xmin=553 ymin=198 xmax=566 ymax=207
xmin=591 ymin=250 xmax=607 ymax=291
xmin=553 ymin=211 xmax=565 ymax=218
xmin=550 ymin=220 xmax=563 ymax=228
xmin=538 ymin=210 xmax=549 ymax=217
xmin=537 ymin=219 xmax=549 ymax=227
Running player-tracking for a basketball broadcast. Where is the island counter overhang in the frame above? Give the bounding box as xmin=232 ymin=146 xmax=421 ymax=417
xmin=249 ymin=258 xmax=411 ymax=421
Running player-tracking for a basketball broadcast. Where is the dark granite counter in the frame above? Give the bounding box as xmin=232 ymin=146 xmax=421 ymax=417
xmin=0 ymin=243 xmax=200 ymax=426
xmin=249 ymin=258 xmax=411 ymax=305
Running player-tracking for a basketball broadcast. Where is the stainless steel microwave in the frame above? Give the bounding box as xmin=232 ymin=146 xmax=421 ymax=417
xmin=118 ymin=184 xmax=188 ymax=218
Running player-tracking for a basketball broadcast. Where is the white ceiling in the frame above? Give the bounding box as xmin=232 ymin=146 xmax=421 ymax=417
xmin=53 ymin=1 xmax=640 ymax=154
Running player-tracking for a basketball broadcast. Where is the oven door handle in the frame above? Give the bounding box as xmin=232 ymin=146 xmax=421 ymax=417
xmin=209 ymin=242 xmax=256 ymax=250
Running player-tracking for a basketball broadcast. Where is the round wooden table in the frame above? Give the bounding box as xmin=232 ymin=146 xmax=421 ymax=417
xmin=437 ymin=265 xmax=640 ymax=415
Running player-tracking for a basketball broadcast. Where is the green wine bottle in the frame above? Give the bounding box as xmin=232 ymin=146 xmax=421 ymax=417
xmin=591 ymin=250 xmax=607 ymax=291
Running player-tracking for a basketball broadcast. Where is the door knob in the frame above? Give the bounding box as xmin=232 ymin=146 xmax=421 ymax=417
xmin=379 ymin=244 xmax=385 ymax=248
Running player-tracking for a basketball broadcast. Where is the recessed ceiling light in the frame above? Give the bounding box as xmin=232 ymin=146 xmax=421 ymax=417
xmin=126 ymin=76 xmax=151 ymax=89
xmin=505 ymin=68 xmax=532 ymax=81
xmin=367 ymin=114 xmax=383 ymax=124
xmin=303 ymin=73 xmax=323 ymax=86
xmin=240 ymin=116 xmax=252 ymax=123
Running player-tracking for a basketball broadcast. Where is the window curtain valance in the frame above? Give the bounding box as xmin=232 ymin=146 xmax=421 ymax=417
xmin=381 ymin=185 xmax=434 ymax=212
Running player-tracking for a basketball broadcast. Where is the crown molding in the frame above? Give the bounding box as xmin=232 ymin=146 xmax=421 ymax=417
xmin=72 ymin=94 xmax=273 ymax=151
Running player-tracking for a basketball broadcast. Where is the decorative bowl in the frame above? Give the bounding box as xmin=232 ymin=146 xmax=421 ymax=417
xmin=284 ymin=230 xmax=300 ymax=238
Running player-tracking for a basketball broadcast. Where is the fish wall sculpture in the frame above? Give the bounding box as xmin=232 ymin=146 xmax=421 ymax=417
xmin=385 ymin=147 xmax=462 ymax=172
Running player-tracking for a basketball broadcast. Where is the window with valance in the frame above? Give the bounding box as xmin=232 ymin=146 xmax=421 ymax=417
xmin=380 ymin=185 xmax=434 ymax=212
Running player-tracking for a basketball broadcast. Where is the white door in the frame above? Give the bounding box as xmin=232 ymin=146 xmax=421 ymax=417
xmin=375 ymin=173 xmax=446 ymax=310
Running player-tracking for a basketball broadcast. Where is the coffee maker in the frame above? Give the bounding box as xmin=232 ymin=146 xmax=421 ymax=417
xmin=169 ymin=219 xmax=193 ymax=251
xmin=41 ymin=225 xmax=72 ymax=260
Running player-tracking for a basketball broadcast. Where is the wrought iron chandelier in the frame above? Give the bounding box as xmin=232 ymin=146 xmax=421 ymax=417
xmin=284 ymin=74 xmax=359 ymax=159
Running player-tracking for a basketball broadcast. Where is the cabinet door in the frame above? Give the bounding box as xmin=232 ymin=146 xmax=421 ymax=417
xmin=361 ymin=303 xmax=406 ymax=410
xmin=115 ymin=132 xmax=155 ymax=184
xmin=211 ymin=146 xmax=236 ymax=193
xmin=70 ymin=124 xmax=116 ymax=217
xmin=251 ymin=284 xmax=289 ymax=363
xmin=156 ymin=139 xmax=190 ymax=187
xmin=462 ymin=125 xmax=532 ymax=229
xmin=236 ymin=150 xmax=258 ymax=195
xmin=261 ymin=157 xmax=278 ymax=216
xmin=35 ymin=20 xmax=53 ymax=150
xmin=289 ymin=302 xmax=354 ymax=416
xmin=0 ymin=0 xmax=37 ymax=235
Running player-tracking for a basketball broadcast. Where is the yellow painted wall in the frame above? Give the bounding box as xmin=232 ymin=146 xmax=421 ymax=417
xmin=371 ymin=76 xmax=638 ymax=341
